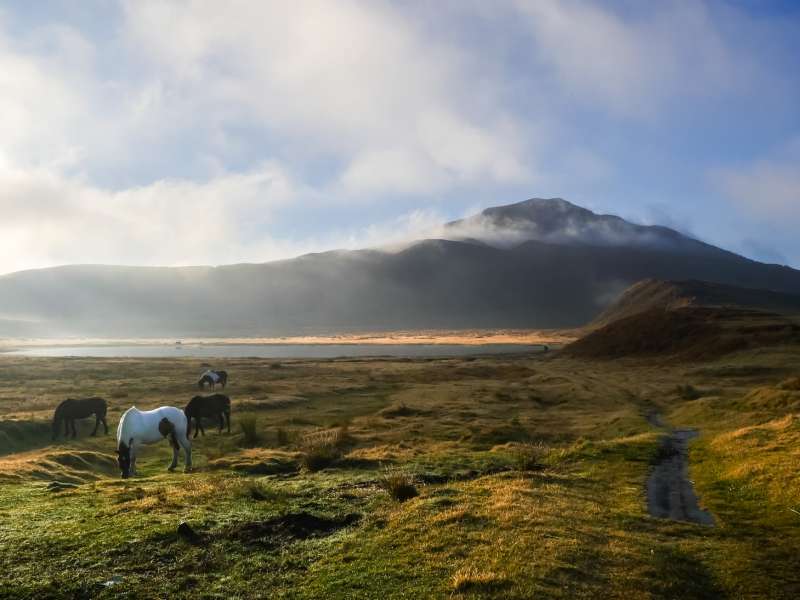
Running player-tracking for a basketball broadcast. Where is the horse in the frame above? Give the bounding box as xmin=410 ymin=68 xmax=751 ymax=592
xmin=116 ymin=406 xmax=192 ymax=478
xmin=198 ymin=369 xmax=228 ymax=390
xmin=184 ymin=394 xmax=231 ymax=438
xmin=52 ymin=397 xmax=108 ymax=440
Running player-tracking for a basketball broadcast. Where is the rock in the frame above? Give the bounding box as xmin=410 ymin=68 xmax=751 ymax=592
xmin=46 ymin=481 xmax=79 ymax=492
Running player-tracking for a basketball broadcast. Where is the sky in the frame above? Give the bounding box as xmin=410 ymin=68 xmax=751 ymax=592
xmin=1 ymin=0 xmax=799 ymax=274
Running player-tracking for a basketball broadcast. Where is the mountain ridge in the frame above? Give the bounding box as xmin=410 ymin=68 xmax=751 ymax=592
xmin=1 ymin=197 xmax=799 ymax=337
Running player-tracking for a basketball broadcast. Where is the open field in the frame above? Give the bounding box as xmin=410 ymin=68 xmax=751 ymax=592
xmin=1 ymin=347 xmax=800 ymax=598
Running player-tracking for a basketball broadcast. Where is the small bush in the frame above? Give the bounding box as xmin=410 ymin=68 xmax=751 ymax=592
xmin=513 ymin=441 xmax=548 ymax=472
xmin=239 ymin=415 xmax=261 ymax=447
xmin=379 ymin=468 xmax=418 ymax=502
xmin=675 ymin=384 xmax=701 ymax=400
xmin=239 ymin=480 xmax=279 ymax=501
xmin=779 ymin=377 xmax=800 ymax=391
xmin=276 ymin=427 xmax=290 ymax=447
xmin=298 ymin=427 xmax=351 ymax=471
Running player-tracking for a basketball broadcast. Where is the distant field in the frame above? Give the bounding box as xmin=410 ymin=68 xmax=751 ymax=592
xmin=1 ymin=348 xmax=800 ymax=598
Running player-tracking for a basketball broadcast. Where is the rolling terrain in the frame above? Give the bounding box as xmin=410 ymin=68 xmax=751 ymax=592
xmin=2 ymin=334 xmax=800 ymax=597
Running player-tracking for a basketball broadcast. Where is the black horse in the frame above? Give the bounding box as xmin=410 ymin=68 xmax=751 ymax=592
xmin=184 ymin=394 xmax=231 ymax=438
xmin=198 ymin=369 xmax=228 ymax=390
xmin=52 ymin=397 xmax=108 ymax=440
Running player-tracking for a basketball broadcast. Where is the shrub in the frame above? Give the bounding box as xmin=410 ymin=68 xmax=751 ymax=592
xmin=238 ymin=415 xmax=261 ymax=447
xmin=298 ymin=426 xmax=351 ymax=471
xmin=379 ymin=468 xmax=418 ymax=502
xmin=276 ymin=427 xmax=290 ymax=447
xmin=240 ymin=480 xmax=279 ymax=501
xmin=513 ymin=441 xmax=548 ymax=472
xmin=675 ymin=384 xmax=701 ymax=400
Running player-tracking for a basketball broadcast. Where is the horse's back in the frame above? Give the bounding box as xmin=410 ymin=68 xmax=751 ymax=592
xmin=119 ymin=406 xmax=187 ymax=445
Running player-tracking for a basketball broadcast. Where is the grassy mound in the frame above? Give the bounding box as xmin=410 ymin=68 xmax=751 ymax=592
xmin=566 ymin=307 xmax=800 ymax=361
xmin=0 ymin=449 xmax=117 ymax=483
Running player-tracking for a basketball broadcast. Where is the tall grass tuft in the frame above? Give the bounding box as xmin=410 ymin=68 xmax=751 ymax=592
xmin=675 ymin=384 xmax=701 ymax=400
xmin=513 ymin=441 xmax=549 ymax=472
xmin=276 ymin=427 xmax=290 ymax=447
xmin=238 ymin=415 xmax=261 ymax=447
xmin=379 ymin=468 xmax=418 ymax=502
xmin=299 ymin=426 xmax=352 ymax=471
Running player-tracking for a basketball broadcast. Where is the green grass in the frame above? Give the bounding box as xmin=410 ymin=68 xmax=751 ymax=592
xmin=0 ymin=349 xmax=800 ymax=597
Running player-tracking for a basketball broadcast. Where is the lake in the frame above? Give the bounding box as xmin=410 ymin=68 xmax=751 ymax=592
xmin=4 ymin=343 xmax=549 ymax=359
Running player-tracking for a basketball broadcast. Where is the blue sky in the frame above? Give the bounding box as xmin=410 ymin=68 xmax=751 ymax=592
xmin=0 ymin=0 xmax=798 ymax=274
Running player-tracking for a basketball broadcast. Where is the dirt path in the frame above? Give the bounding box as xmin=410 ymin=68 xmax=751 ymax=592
xmin=646 ymin=417 xmax=714 ymax=526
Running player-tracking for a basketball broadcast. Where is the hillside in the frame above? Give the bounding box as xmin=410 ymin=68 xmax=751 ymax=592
xmin=590 ymin=279 xmax=800 ymax=329
xmin=1 ymin=199 xmax=800 ymax=337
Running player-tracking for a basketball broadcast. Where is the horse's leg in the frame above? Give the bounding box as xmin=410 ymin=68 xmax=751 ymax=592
xmin=225 ymin=410 xmax=231 ymax=434
xmin=178 ymin=434 xmax=192 ymax=472
xmin=218 ymin=412 xmax=224 ymax=433
xmin=192 ymin=417 xmax=199 ymax=439
xmin=70 ymin=419 xmax=77 ymax=438
xmin=130 ymin=446 xmax=137 ymax=475
xmin=64 ymin=419 xmax=69 ymax=437
xmin=102 ymin=416 xmax=108 ymax=435
xmin=168 ymin=438 xmax=179 ymax=472
xmin=199 ymin=418 xmax=205 ymax=437
xmin=91 ymin=413 xmax=99 ymax=436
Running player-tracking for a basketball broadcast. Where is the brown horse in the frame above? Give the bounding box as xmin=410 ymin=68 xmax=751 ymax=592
xmin=184 ymin=394 xmax=231 ymax=438
xmin=52 ymin=397 xmax=108 ymax=440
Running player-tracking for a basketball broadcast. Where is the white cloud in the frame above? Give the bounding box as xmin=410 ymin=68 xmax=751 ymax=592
xmin=0 ymin=162 xmax=301 ymax=273
xmin=712 ymin=150 xmax=800 ymax=223
xmin=513 ymin=0 xmax=749 ymax=117
xmin=120 ymin=0 xmax=533 ymax=193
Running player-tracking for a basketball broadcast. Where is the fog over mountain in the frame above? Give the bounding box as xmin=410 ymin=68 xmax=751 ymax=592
xmin=2 ymin=198 xmax=799 ymax=338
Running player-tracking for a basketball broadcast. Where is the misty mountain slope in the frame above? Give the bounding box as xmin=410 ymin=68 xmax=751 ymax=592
xmin=1 ymin=198 xmax=800 ymax=337
xmin=444 ymin=197 xmax=721 ymax=253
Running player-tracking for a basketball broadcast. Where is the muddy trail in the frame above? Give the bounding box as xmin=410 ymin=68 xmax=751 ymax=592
xmin=646 ymin=413 xmax=714 ymax=526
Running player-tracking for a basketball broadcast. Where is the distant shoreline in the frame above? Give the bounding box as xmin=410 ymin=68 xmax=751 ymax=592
xmin=0 ymin=329 xmax=575 ymax=350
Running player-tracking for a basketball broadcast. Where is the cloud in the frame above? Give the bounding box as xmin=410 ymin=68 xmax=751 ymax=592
xmin=512 ymin=0 xmax=752 ymax=118
xmin=713 ymin=156 xmax=800 ymax=223
xmin=120 ymin=0 xmax=532 ymax=194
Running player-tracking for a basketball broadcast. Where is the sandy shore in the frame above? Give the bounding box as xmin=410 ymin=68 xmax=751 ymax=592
xmin=0 ymin=329 xmax=576 ymax=349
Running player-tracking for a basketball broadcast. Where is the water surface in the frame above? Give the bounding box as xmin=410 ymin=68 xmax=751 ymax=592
xmin=5 ymin=343 xmax=547 ymax=359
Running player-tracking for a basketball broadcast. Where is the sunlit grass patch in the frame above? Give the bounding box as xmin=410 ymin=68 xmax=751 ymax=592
xmin=451 ymin=566 xmax=508 ymax=594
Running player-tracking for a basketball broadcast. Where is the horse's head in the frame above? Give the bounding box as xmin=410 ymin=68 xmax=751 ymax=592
xmin=197 ymin=377 xmax=206 ymax=389
xmin=116 ymin=439 xmax=132 ymax=478
xmin=51 ymin=400 xmax=70 ymax=440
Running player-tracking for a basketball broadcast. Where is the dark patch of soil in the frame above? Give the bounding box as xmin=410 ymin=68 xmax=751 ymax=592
xmin=224 ymin=512 xmax=361 ymax=546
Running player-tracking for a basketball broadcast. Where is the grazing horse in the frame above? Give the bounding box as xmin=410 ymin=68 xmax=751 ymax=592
xmin=52 ymin=397 xmax=108 ymax=440
xmin=184 ymin=394 xmax=231 ymax=438
xmin=198 ymin=369 xmax=228 ymax=390
xmin=116 ymin=406 xmax=192 ymax=478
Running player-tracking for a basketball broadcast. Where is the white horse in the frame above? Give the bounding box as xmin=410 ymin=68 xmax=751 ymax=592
xmin=116 ymin=406 xmax=192 ymax=478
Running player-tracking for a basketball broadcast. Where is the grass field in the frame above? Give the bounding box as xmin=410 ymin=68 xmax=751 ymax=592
xmin=1 ymin=348 xmax=800 ymax=598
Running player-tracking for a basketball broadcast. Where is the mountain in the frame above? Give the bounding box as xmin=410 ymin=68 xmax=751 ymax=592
xmin=1 ymin=198 xmax=800 ymax=337
xmin=443 ymin=197 xmax=715 ymax=252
